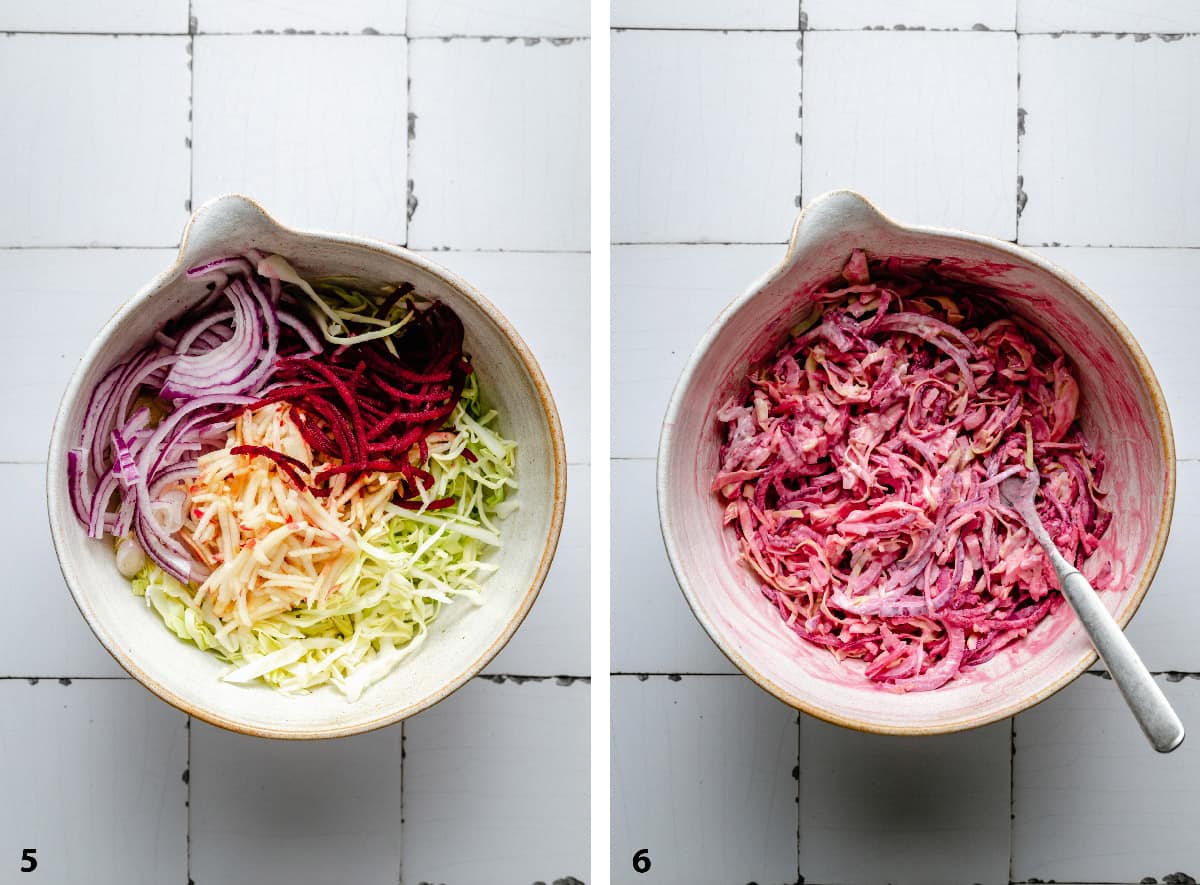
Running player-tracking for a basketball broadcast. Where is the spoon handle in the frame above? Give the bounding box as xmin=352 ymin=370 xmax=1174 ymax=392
xmin=1046 ymin=548 xmax=1185 ymax=753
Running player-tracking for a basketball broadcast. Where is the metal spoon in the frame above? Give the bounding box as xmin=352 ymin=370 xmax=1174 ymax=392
xmin=999 ymin=468 xmax=1185 ymax=753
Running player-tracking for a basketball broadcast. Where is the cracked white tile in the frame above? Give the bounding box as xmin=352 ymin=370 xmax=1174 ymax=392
xmin=803 ymin=30 xmax=1018 ymax=240
xmin=403 ymin=678 xmax=589 ymax=882
xmin=611 ymin=0 xmax=800 ymax=30
xmin=0 ymin=680 xmax=187 ymax=884
xmin=1019 ymin=35 xmax=1200 ymax=246
xmin=408 ymin=0 xmax=587 ymax=37
xmin=408 ymin=39 xmax=588 ymax=250
xmin=611 ymin=676 xmax=797 ymax=884
xmin=0 ymin=36 xmax=190 ymax=245
xmin=190 ymin=720 xmax=402 ymax=885
xmin=193 ymin=35 xmax=408 ymax=242
xmin=191 ymin=0 xmax=406 ymax=34
xmin=1013 ymin=675 xmax=1200 ymax=880
xmin=612 ymin=31 xmax=802 ymax=243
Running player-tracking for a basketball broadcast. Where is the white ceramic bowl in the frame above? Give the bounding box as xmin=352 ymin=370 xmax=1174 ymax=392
xmin=659 ymin=190 xmax=1174 ymax=735
xmin=47 ymin=195 xmax=566 ymax=739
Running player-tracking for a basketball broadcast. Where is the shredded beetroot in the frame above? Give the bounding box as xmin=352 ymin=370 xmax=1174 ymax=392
xmin=714 ymin=251 xmax=1114 ymax=692
xmin=229 ymin=445 xmax=310 ymax=489
xmin=248 ymin=300 xmax=470 ymax=501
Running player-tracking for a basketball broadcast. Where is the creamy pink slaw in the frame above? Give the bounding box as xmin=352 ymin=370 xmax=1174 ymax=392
xmin=714 ymin=251 xmax=1114 ymax=691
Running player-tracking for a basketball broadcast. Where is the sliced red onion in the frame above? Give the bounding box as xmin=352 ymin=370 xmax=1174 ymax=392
xmin=111 ymin=429 xmax=140 ymax=489
xmin=278 ymin=310 xmax=321 ymax=355
xmin=174 ymin=309 xmax=234 ymax=353
xmin=186 ymin=255 xmax=254 ymax=278
xmin=66 ymin=449 xmax=91 ymax=526
xmin=148 ymin=460 xmax=200 ymax=497
xmin=87 ymin=472 xmax=120 ymax=539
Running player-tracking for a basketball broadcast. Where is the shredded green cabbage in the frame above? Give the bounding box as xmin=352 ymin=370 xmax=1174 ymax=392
xmin=131 ymin=373 xmax=517 ymax=700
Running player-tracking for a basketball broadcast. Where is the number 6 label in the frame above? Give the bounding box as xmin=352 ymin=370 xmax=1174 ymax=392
xmin=632 ymin=848 xmax=651 ymax=873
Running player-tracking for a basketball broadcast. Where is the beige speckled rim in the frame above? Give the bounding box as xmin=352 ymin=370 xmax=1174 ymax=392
xmin=658 ymin=188 xmax=1176 ymax=737
xmin=46 ymin=194 xmax=567 ymax=740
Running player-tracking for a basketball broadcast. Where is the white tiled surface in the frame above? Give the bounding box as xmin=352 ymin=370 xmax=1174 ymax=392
xmin=192 ymin=0 xmax=407 ymax=34
xmin=612 ymin=12 xmax=1200 ymax=885
xmin=486 ymin=464 xmax=590 ymax=676
xmin=407 ymin=38 xmax=589 ymax=251
xmin=416 ymin=249 xmax=591 ymax=463
xmin=0 ymin=36 xmax=191 ymax=246
xmin=610 ymin=676 xmax=798 ymax=884
xmin=404 ymin=678 xmax=590 ymax=883
xmin=1017 ymin=1 xmax=1200 ymax=34
xmin=0 ymin=248 xmax=175 ymax=461
xmin=190 ymin=721 xmax=403 ymax=885
xmin=804 ymin=30 xmax=1018 ymax=241
xmin=799 ymin=719 xmax=1011 ymax=885
xmin=193 ymin=35 xmax=409 ymax=243
xmin=611 ymin=243 xmax=782 ymax=458
xmin=0 ymin=465 xmax=123 ymax=677
xmin=804 ymin=0 xmax=1016 ymax=31
xmin=611 ymin=461 xmax=734 ymax=675
xmin=611 ymin=0 xmax=801 ymax=31
xmin=2 ymin=4 xmax=588 ymax=883
xmin=0 ymin=680 xmax=188 ymax=885
xmin=408 ymin=0 xmax=589 ymax=37
xmin=0 ymin=0 xmax=187 ymax=33
xmin=1013 ymin=674 xmax=1200 ymax=881
xmin=1019 ymin=35 xmax=1200 ymax=247
xmin=1034 ymin=247 xmax=1200 ymax=459
xmin=611 ymin=31 xmax=802 ymax=244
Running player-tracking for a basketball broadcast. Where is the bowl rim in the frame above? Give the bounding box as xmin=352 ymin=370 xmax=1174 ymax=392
xmin=657 ymin=188 xmax=1177 ymax=736
xmin=46 ymin=193 xmax=568 ymax=740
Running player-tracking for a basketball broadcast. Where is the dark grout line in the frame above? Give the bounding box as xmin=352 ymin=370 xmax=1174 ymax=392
xmin=412 ymin=246 xmax=592 ymax=254
xmin=797 ymin=27 xmax=805 ymax=208
xmin=0 ymin=244 xmax=180 ymax=250
xmin=1020 ymin=30 xmax=1200 ymax=38
xmin=398 ymin=721 xmax=405 ymax=885
xmin=0 ymin=245 xmax=589 ymax=254
xmin=0 ymin=30 xmax=189 ymax=36
xmin=611 ymin=670 xmax=1200 ymax=679
xmin=1024 ymin=242 xmax=1200 ymax=250
xmin=0 ymin=29 xmax=588 ymax=38
xmin=612 ymin=26 xmax=804 ymax=34
xmin=1008 ymin=717 xmax=1016 ymax=884
xmin=612 ymin=26 xmax=1200 ymax=37
xmin=2 ymin=676 xmax=132 ymax=681
xmin=1015 ymin=34 xmax=1024 ymax=242
xmin=185 ymin=715 xmax=192 ymax=885
xmin=477 ymin=674 xmax=591 ymax=685
xmin=405 ymin=31 xmax=413 ymax=248
xmin=612 ymin=240 xmax=789 ymax=247
xmin=795 ymin=697 xmax=803 ymax=882
xmin=613 ymin=239 xmax=1200 ymax=250
xmin=187 ymin=3 xmax=195 ymax=216
xmin=611 ymin=672 xmax=743 ymax=678
xmin=1 ymin=673 xmax=594 ymax=682
xmin=408 ymin=34 xmax=588 ymax=42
